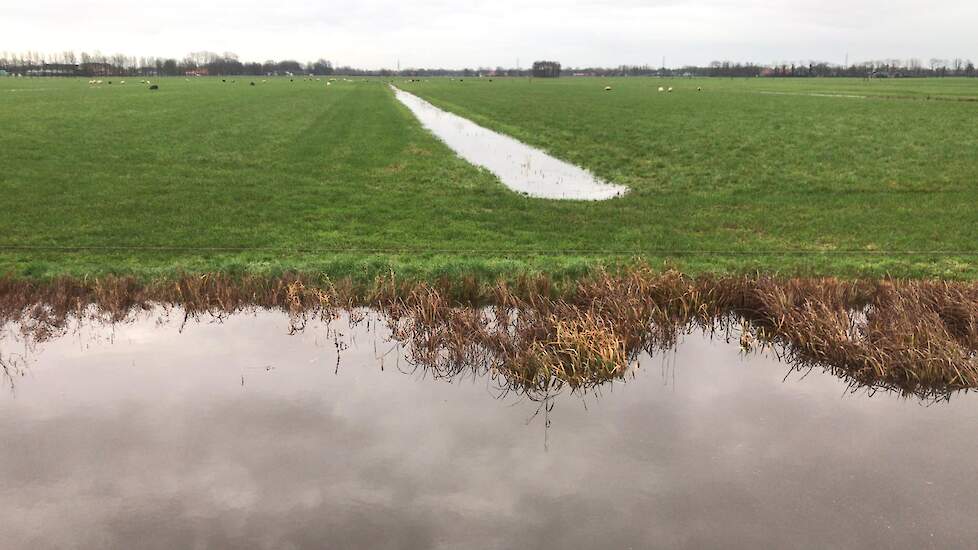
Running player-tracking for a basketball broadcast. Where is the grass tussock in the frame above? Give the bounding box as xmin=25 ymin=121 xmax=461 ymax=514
xmin=2 ymin=269 xmax=978 ymax=397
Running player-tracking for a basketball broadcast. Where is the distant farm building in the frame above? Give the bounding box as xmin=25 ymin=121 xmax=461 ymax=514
xmin=532 ymin=61 xmax=561 ymax=78
xmin=185 ymin=68 xmax=210 ymax=76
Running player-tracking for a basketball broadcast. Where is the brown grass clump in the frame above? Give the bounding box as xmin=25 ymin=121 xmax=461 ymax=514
xmin=2 ymin=269 xmax=978 ymax=398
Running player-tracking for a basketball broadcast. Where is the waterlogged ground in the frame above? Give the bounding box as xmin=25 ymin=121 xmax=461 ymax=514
xmin=392 ymin=86 xmax=628 ymax=200
xmin=2 ymin=309 xmax=978 ymax=549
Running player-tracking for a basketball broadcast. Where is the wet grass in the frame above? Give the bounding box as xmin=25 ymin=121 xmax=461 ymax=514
xmin=406 ymin=76 xmax=978 ymax=279
xmin=3 ymin=77 xmax=978 ymax=280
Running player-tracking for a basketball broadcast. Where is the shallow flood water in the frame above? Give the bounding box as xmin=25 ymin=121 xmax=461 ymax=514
xmin=2 ymin=309 xmax=977 ymax=549
xmin=392 ymin=86 xmax=628 ymax=200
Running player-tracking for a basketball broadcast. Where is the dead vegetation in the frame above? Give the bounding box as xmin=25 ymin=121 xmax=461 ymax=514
xmin=2 ymin=269 xmax=977 ymax=398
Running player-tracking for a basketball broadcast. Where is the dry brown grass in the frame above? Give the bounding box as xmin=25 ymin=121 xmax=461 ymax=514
xmin=2 ymin=269 xmax=977 ymax=397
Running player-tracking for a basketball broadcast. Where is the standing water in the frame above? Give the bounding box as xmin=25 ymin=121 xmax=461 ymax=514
xmin=1 ymin=309 xmax=977 ymax=549
xmin=392 ymin=86 xmax=629 ymax=200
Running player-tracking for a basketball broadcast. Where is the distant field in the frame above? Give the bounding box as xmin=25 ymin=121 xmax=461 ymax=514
xmin=2 ymin=76 xmax=978 ymax=281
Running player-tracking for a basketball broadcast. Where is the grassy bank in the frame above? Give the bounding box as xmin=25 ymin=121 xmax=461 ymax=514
xmin=3 ymin=76 xmax=978 ymax=281
xmin=4 ymin=269 xmax=978 ymax=397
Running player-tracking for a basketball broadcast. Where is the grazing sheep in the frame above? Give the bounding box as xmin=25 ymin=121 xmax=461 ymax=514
xmin=658 ymin=86 xmax=665 ymax=92
xmin=120 ymin=80 xmax=125 ymax=84
xmin=250 ymin=82 xmax=256 ymax=86
xmin=149 ymin=84 xmax=159 ymax=90
xmin=667 ymin=87 xmax=674 ymax=92
xmin=604 ymin=86 xmax=612 ymax=91
xmin=96 ymin=80 xmax=103 ymax=85
xmin=697 ymin=86 xmax=702 ymax=91
xmin=222 ymin=79 xmax=226 ymax=83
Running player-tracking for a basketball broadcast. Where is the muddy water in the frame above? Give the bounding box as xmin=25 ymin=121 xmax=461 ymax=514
xmin=392 ymin=86 xmax=628 ymax=200
xmin=2 ymin=309 xmax=977 ymax=549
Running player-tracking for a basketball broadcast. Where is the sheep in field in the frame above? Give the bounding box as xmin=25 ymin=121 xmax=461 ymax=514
xmin=658 ymin=86 xmax=665 ymax=92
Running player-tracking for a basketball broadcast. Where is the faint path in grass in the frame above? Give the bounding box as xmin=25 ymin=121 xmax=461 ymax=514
xmin=757 ymin=90 xmax=868 ymax=99
xmin=391 ymin=85 xmax=628 ymax=201
xmin=755 ymin=89 xmax=978 ymax=102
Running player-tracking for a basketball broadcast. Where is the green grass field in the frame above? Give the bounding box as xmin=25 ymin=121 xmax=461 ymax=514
xmin=3 ymin=76 xmax=978 ymax=282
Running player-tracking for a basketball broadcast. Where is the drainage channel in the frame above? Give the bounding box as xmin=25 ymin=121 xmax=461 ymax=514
xmin=392 ymin=86 xmax=628 ymax=201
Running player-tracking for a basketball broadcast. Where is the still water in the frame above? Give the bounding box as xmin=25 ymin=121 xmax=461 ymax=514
xmin=392 ymin=86 xmax=628 ymax=201
xmin=1 ymin=309 xmax=977 ymax=549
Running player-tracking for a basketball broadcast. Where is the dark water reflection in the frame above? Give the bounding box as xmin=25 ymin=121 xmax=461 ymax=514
xmin=2 ymin=309 xmax=978 ymax=549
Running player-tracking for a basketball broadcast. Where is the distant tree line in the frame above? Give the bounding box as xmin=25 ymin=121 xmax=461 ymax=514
xmin=0 ymin=51 xmax=335 ymax=77
xmin=564 ymin=59 xmax=977 ymax=78
xmin=2 ymin=50 xmax=976 ymax=79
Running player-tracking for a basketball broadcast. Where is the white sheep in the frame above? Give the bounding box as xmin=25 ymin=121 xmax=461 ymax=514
xmin=658 ymin=86 xmax=665 ymax=92
xmin=667 ymin=87 xmax=674 ymax=92
xmin=604 ymin=86 xmax=612 ymax=91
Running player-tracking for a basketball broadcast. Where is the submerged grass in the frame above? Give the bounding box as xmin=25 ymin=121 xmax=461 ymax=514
xmin=2 ymin=268 xmax=977 ymax=398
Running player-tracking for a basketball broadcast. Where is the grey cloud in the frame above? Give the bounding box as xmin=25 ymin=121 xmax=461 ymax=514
xmin=4 ymin=0 xmax=976 ymax=67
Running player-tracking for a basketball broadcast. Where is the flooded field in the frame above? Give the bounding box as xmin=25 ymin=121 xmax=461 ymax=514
xmin=2 ymin=307 xmax=977 ymax=549
xmin=392 ymin=86 xmax=628 ymax=200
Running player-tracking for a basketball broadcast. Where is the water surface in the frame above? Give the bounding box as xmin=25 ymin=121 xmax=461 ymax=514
xmin=393 ymin=86 xmax=628 ymax=200
xmin=1 ymin=309 xmax=977 ymax=549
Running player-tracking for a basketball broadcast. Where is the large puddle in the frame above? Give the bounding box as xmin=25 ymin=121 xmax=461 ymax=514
xmin=2 ymin=308 xmax=977 ymax=548
xmin=392 ymin=86 xmax=628 ymax=200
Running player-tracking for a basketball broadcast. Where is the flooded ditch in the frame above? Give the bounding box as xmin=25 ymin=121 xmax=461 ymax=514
xmin=3 ymin=272 xmax=978 ymax=548
xmin=392 ymin=86 xmax=628 ymax=200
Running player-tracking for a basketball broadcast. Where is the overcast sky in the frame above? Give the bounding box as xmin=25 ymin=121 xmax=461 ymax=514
xmin=6 ymin=0 xmax=978 ymax=68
